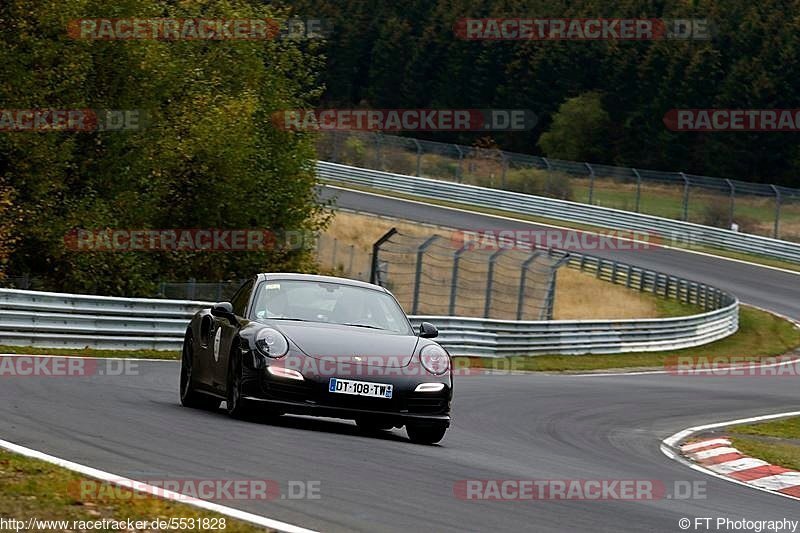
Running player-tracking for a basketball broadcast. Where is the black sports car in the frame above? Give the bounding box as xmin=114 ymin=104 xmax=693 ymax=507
xmin=180 ymin=273 xmax=453 ymax=444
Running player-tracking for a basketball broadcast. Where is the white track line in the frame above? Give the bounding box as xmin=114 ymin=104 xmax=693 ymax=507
xmin=0 ymin=353 xmax=177 ymax=362
xmin=660 ymin=410 xmax=800 ymax=502
xmin=0 ymin=438 xmax=319 ymax=533
xmin=325 ymin=185 xmax=800 ymax=277
xmin=570 ymin=355 xmax=800 ymax=377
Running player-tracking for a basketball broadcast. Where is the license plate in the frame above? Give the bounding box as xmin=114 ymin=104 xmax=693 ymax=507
xmin=329 ymin=378 xmax=393 ymax=399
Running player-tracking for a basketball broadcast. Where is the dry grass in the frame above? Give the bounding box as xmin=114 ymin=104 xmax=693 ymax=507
xmin=320 ymin=210 xmax=681 ymax=320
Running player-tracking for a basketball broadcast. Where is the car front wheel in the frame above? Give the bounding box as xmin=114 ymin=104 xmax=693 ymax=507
xmin=406 ymin=422 xmax=448 ymax=445
xmin=180 ymin=335 xmax=220 ymax=410
xmin=226 ymin=352 xmax=251 ymax=419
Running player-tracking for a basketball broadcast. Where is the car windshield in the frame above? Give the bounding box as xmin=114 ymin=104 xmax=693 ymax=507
xmin=250 ymin=280 xmax=413 ymax=335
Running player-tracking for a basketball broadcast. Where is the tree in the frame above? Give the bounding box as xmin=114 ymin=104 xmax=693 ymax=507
xmin=537 ymin=92 xmax=611 ymax=162
xmin=1 ymin=0 xmax=326 ymax=295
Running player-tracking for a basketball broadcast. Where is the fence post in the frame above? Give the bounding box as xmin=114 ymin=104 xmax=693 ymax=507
xmin=331 ymin=238 xmax=338 ymax=268
xmin=632 ymin=168 xmax=642 ymax=212
xmin=188 ymin=278 xmax=196 ymax=300
xmin=516 ymin=251 xmax=543 ymax=320
xmin=680 ymin=172 xmax=690 ymax=221
xmin=412 ymin=235 xmax=440 ymax=314
xmin=454 ymin=144 xmax=464 ymax=182
xmin=448 ymin=244 xmax=469 ymax=315
xmin=483 ymin=248 xmax=506 ymax=318
xmin=771 ymin=184 xmax=781 ymax=239
xmin=374 ymin=133 xmax=382 ymax=169
xmin=542 ymin=157 xmax=552 ymax=197
xmin=500 ymin=152 xmax=508 ymax=188
xmin=331 ymin=131 xmax=341 ymax=162
xmin=585 ymin=162 xmax=595 ymax=205
xmin=347 ymin=244 xmax=355 ymax=275
xmin=413 ymin=138 xmax=422 ymax=177
xmin=725 ymin=179 xmax=735 ymax=229
xmin=370 ymin=228 xmax=398 ymax=285
xmin=543 ymin=253 xmax=571 ymax=320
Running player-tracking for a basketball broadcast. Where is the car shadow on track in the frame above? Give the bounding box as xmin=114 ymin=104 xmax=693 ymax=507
xmin=165 ymin=400 xmax=414 ymax=444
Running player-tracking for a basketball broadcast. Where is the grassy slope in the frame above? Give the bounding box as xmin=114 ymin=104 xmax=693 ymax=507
xmin=0 ymin=450 xmax=266 ymax=532
xmin=728 ymin=418 xmax=800 ymax=471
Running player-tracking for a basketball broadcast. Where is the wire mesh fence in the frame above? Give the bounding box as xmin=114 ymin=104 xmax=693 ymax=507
xmin=317 ymin=131 xmax=800 ymax=242
xmin=370 ymin=231 xmax=568 ymax=320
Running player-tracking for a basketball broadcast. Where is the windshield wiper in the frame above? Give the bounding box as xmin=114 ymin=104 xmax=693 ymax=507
xmin=265 ymin=317 xmax=308 ymax=322
xmin=342 ymin=323 xmax=385 ymax=330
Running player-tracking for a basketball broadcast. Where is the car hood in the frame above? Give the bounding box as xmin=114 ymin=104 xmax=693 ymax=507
xmin=269 ymin=322 xmax=419 ymax=367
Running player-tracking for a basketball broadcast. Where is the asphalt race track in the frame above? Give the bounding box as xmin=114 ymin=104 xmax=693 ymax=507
xmin=2 ymin=362 xmax=799 ymax=532
xmin=2 ymin=186 xmax=799 ymax=532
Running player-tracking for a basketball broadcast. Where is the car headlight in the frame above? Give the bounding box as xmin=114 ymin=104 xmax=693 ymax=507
xmin=255 ymin=328 xmax=289 ymax=358
xmin=419 ymin=344 xmax=450 ymax=375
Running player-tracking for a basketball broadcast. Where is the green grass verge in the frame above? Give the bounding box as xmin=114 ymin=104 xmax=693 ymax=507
xmin=0 ymin=345 xmax=180 ymax=360
xmin=0 ymin=449 xmax=265 ymax=532
xmin=325 ymin=181 xmax=800 ymax=273
xmin=453 ymin=305 xmax=800 ymax=372
xmin=728 ymin=417 xmax=800 ymax=471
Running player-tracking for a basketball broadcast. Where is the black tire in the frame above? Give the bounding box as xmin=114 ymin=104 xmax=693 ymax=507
xmin=406 ymin=422 xmax=448 ymax=445
xmin=356 ymin=417 xmax=394 ymax=433
xmin=226 ymin=351 xmax=251 ymax=419
xmin=180 ymin=335 xmax=220 ymax=410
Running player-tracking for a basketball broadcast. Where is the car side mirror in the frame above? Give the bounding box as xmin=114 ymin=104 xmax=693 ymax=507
xmin=419 ymin=322 xmax=438 ymax=339
xmin=210 ymin=302 xmax=236 ymax=323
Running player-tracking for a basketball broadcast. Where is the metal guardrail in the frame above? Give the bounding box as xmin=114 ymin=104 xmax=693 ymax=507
xmin=0 ymin=283 xmax=738 ymax=356
xmin=317 ymin=161 xmax=800 ymax=264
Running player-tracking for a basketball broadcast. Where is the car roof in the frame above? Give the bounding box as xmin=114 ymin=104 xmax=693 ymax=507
xmin=255 ymin=273 xmax=389 ymax=293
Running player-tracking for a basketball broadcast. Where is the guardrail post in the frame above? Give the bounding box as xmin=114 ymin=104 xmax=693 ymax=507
xmin=771 ymin=184 xmax=781 ymax=239
xmin=610 ymin=260 xmax=618 ymax=284
xmin=370 ymin=228 xmax=398 ymax=285
xmin=632 ymin=168 xmax=642 ymax=212
xmin=484 ymin=248 xmax=506 ymax=318
xmin=454 ymin=144 xmax=464 ymax=182
xmin=188 ymin=278 xmax=196 ymax=300
xmin=517 ymin=251 xmax=543 ymax=320
xmin=412 ymin=139 xmax=422 ymax=176
xmin=585 ymin=162 xmax=595 ymax=205
xmin=725 ymin=179 xmax=735 ymax=229
xmin=680 ymin=172 xmax=690 ymax=221
xmin=412 ymin=235 xmax=440 ymax=314
xmin=448 ymin=244 xmax=469 ymax=315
